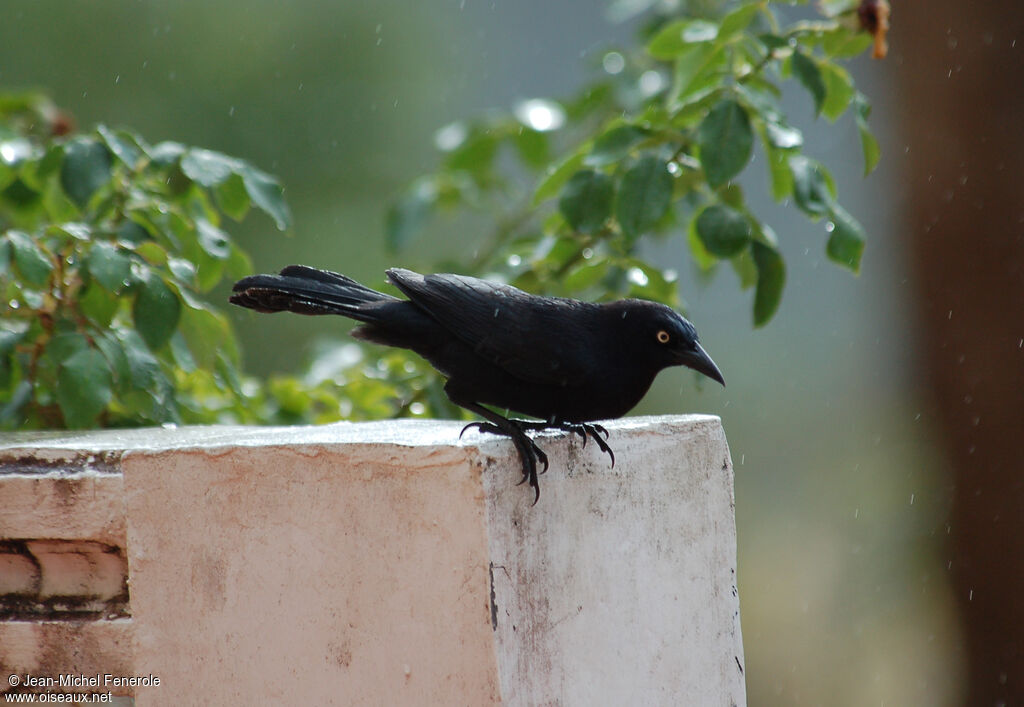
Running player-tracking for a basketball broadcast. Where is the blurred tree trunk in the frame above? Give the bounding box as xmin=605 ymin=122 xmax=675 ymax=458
xmin=897 ymin=2 xmax=1024 ymax=704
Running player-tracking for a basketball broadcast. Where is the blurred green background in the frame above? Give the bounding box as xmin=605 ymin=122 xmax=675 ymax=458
xmin=0 ymin=2 xmax=968 ymax=703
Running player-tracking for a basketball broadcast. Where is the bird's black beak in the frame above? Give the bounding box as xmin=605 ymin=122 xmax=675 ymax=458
xmin=678 ymin=342 xmax=725 ymax=386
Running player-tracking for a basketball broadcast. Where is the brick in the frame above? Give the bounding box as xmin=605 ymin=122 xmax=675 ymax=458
xmin=26 ymin=541 xmax=127 ymax=600
xmin=0 ymin=553 xmax=39 ymax=595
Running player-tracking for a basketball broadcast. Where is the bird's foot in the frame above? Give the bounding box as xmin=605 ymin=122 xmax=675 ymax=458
xmin=460 ymin=420 xmax=549 ymax=504
xmin=507 ymin=420 xmax=616 ymax=468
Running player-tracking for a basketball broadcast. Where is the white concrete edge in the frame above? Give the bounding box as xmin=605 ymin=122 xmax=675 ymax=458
xmin=0 ymin=414 xmax=721 ymax=457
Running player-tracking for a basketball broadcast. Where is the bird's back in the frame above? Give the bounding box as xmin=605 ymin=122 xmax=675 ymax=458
xmin=386 ymin=269 xmax=604 ymax=389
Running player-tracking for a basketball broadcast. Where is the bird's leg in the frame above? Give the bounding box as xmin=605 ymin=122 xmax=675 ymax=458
xmin=454 ymin=401 xmax=548 ymax=504
xmin=499 ymin=419 xmax=616 ymax=468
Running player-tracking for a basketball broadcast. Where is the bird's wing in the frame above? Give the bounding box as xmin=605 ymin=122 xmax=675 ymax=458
xmin=386 ymin=268 xmax=594 ymax=387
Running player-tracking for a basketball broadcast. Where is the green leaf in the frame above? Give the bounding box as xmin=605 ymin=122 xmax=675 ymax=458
xmin=821 ymin=27 xmax=873 ymax=58
xmin=514 ymin=128 xmax=550 ymax=168
xmin=697 ymin=99 xmax=753 ymax=187
xmin=240 ymin=166 xmax=291 ymax=230
xmin=119 ymin=329 xmax=163 ymax=389
xmin=0 ymin=380 xmax=32 ymax=424
xmin=181 ymin=304 xmax=236 ymax=368
xmin=56 ymin=347 xmax=112 ymax=428
xmin=686 ymin=222 xmax=718 ymax=271
xmin=621 ymin=258 xmax=680 ymax=305
xmin=226 ymin=244 xmax=254 ymax=280
xmin=820 ymin=61 xmax=855 ymax=121
xmin=180 ymin=149 xmax=238 ymax=187
xmin=758 ymin=33 xmax=791 ymax=51
xmin=791 ymin=50 xmax=826 ymax=115
xmin=87 ymin=241 xmax=132 ymax=292
xmin=445 ymin=129 xmax=498 ymax=175
xmin=558 ymin=169 xmax=614 ymax=234
xmin=214 ymin=173 xmax=251 ymax=221
xmin=718 ymin=3 xmax=759 ymax=40
xmin=563 ymin=258 xmax=610 ymax=292
xmin=60 ymin=137 xmax=112 ymax=207
xmin=97 ymin=124 xmax=143 ymax=167
xmin=150 ymin=141 xmax=186 ymax=167
xmin=196 ymin=218 xmax=231 ymax=259
xmin=6 ymin=230 xmax=53 ymax=285
xmin=751 ymin=241 xmax=786 ymax=327
xmin=49 ymin=332 xmax=90 ymax=364
xmin=386 ymin=178 xmax=438 ymax=252
xmin=695 ymin=204 xmax=751 ymax=258
xmin=534 ymin=149 xmax=586 ymax=205
xmin=135 ymin=241 xmax=168 ymax=266
xmin=168 ymin=257 xmax=198 ymax=285
xmin=730 ymin=249 xmax=758 ymax=290
xmin=826 ymin=204 xmax=866 ymax=273
xmin=764 ymin=121 xmax=803 ymax=150
xmin=615 ymin=156 xmax=673 ymax=239
xmin=668 ymin=43 xmax=722 ymax=107
xmin=789 ymin=155 xmax=831 ymax=217
xmin=117 ymin=220 xmax=151 ymax=244
xmin=80 ymin=282 xmax=119 ymax=326
xmin=648 ymin=19 xmax=718 ymax=59
xmin=585 ymin=125 xmax=650 ymax=167
xmin=854 ymin=93 xmax=881 ymax=175
xmin=133 ymin=270 xmax=182 ymax=350
xmin=51 ymin=222 xmax=92 ymax=241
xmin=0 ymin=238 xmax=10 ymax=276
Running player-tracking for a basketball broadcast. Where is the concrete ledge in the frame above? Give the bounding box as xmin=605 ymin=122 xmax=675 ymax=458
xmin=0 ymin=415 xmax=744 ymax=705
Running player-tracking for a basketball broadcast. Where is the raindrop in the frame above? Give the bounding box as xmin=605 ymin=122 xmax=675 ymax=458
xmin=854 ymin=508 xmax=859 ymax=519
xmin=513 ymin=99 xmax=565 ymax=132
xmin=910 ymin=493 xmax=915 ymax=505
xmin=229 ymin=106 xmax=235 ymax=117
xmin=114 ymin=74 xmax=120 ymax=84
xmin=602 ymin=51 xmax=625 ymax=75
xmin=667 ymin=161 xmax=681 ymax=176
xmin=506 ymin=254 xmax=521 ymax=267
xmin=0 ymin=142 xmax=28 ymax=164
xmin=626 ymin=267 xmax=648 ymax=287
xmin=581 ymin=248 xmax=593 ymax=259
xmin=825 ymin=221 xmax=836 ymax=233
xmin=410 ymin=402 xmax=426 ymax=415
xmin=947 ymin=36 xmax=958 ymax=49
xmin=434 ymin=122 xmax=467 ymax=152
xmin=639 ymin=70 xmax=665 ymax=96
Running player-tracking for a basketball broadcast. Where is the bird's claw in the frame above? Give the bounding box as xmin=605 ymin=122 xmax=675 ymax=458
xmin=545 ymin=421 xmax=615 ymax=468
xmin=461 ymin=416 xmax=611 ymax=503
xmin=460 ymin=421 xmax=500 ymax=439
xmin=463 ymin=418 xmax=546 ymax=503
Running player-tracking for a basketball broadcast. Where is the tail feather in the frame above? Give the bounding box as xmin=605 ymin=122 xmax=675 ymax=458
xmin=230 ymin=266 xmax=395 ymax=322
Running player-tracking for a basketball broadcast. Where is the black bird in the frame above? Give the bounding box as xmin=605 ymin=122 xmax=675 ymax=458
xmin=230 ymin=266 xmax=724 ymax=502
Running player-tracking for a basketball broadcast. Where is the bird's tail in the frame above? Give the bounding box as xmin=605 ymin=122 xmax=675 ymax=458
xmin=230 ymin=265 xmax=396 ymax=322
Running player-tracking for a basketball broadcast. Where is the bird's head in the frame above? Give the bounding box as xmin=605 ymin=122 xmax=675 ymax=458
xmin=610 ymin=300 xmax=725 ymax=386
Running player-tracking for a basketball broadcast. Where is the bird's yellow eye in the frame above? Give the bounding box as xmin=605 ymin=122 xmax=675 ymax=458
xmin=656 ymin=330 xmax=670 ymax=344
